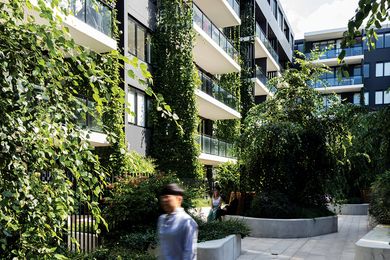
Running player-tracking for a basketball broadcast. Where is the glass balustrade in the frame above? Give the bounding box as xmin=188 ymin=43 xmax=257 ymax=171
xmin=193 ymin=4 xmax=239 ymax=63
xmin=198 ymin=71 xmax=238 ymax=110
xmin=226 ymin=0 xmax=240 ymax=17
xmin=255 ymin=23 xmax=280 ymax=63
xmin=310 ymin=75 xmax=363 ymax=88
xmin=57 ymin=0 xmax=113 ymax=37
xmin=196 ymin=134 xmax=235 ymax=158
xmin=306 ymin=46 xmax=363 ymax=60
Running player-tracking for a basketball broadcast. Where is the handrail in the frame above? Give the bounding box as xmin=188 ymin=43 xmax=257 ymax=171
xmin=198 ymin=70 xmax=238 ymax=110
xmin=193 ymin=4 xmax=239 ymax=63
xmin=255 ymin=23 xmax=279 ymax=63
xmin=310 ymin=75 xmax=363 ymax=88
xmin=196 ymin=134 xmax=235 ymax=159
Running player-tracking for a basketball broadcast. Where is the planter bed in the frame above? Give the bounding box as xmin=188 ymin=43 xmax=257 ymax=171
xmin=226 ymin=215 xmax=338 ymax=238
xmin=327 ymin=203 xmax=368 ymax=215
xmin=355 ymin=225 xmax=390 ymax=260
xmin=197 ymin=234 xmax=241 ymax=260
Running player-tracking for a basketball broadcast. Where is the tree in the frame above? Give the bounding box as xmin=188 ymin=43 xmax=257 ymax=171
xmin=240 ymin=54 xmax=352 ymax=217
xmin=341 ymin=0 xmax=390 ymax=56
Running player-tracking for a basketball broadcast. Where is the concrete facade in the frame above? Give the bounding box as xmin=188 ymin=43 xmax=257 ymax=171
xmin=355 ymin=225 xmax=390 ymax=260
xmin=198 ymin=234 xmax=242 ymax=260
xmin=328 ymin=204 xmax=369 ymax=216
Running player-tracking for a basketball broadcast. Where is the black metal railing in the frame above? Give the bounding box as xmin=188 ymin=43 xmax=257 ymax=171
xmin=193 ymin=4 xmax=239 ymax=63
xmin=196 ymin=134 xmax=235 ymax=159
xmin=198 ymin=71 xmax=238 ymax=110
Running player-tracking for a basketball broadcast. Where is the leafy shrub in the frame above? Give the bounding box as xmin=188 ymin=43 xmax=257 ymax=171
xmin=118 ymin=229 xmax=157 ymax=252
xmin=248 ymin=192 xmax=334 ymax=219
xmin=369 ymin=171 xmax=390 ymax=224
xmin=77 ymin=247 xmax=156 ymax=260
xmin=196 ymin=218 xmax=250 ymax=242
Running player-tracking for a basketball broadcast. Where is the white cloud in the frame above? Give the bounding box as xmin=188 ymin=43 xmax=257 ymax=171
xmin=279 ymin=0 xmax=359 ymax=39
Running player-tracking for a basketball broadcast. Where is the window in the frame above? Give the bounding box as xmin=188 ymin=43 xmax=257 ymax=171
xmin=278 ymin=9 xmax=283 ymax=30
xmin=353 ymin=65 xmax=362 ymax=76
xmin=271 ymin=0 xmax=277 ymax=18
xmin=385 ymin=62 xmax=390 ymax=76
xmin=363 ymin=63 xmax=370 ymax=78
xmin=376 ymin=62 xmax=390 ymax=77
xmin=375 ymin=91 xmax=383 ymax=104
xmin=384 ymin=90 xmax=390 ymax=104
xmin=128 ymin=17 xmax=151 ymax=63
xmin=353 ymin=93 xmax=360 ymax=105
xmin=376 ymin=63 xmax=384 ymax=77
xmin=296 ymin=43 xmax=304 ymax=53
xmin=376 ymin=34 xmax=384 ymax=48
xmin=385 ymin=33 xmax=390 ymax=48
xmin=127 ymin=87 xmax=150 ymax=127
xmin=364 ymin=92 xmax=369 ymax=106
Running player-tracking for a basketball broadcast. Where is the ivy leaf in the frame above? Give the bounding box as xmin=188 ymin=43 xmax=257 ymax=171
xmin=128 ymin=70 xmax=135 ymax=79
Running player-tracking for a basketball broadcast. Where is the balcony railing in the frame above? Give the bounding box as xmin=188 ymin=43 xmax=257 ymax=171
xmin=193 ymin=4 xmax=239 ymax=63
xmin=255 ymin=23 xmax=279 ymax=63
xmin=306 ymin=46 xmax=363 ymax=60
xmin=196 ymin=134 xmax=235 ymax=159
xmin=310 ymin=75 xmax=363 ymax=88
xmin=198 ymin=71 xmax=238 ymax=110
xmin=77 ymin=99 xmax=103 ymax=133
xmin=254 ymin=66 xmax=276 ymax=93
xmin=63 ymin=0 xmax=113 ymax=37
xmin=226 ymin=0 xmax=240 ymax=17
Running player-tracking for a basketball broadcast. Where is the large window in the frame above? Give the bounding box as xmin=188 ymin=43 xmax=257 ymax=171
xmin=376 ymin=61 xmax=390 ymax=77
xmin=128 ymin=17 xmax=151 ymax=63
xmin=375 ymin=90 xmax=390 ymax=105
xmin=363 ymin=63 xmax=370 ymax=78
xmin=376 ymin=34 xmax=384 ymax=48
xmin=127 ymin=87 xmax=151 ymax=127
xmin=385 ymin=33 xmax=390 ymax=48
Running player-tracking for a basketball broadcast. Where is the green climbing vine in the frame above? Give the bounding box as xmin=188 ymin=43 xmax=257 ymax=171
xmin=150 ymin=0 xmax=202 ymax=180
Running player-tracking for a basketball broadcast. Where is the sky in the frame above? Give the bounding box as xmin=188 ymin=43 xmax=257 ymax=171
xmin=279 ymin=0 xmax=360 ymax=39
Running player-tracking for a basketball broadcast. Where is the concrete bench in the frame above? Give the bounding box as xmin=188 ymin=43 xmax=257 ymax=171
xmin=226 ymin=215 xmax=338 ymax=238
xmin=197 ymin=234 xmax=241 ymax=260
xmin=355 ymin=225 xmax=390 ymax=260
xmin=328 ymin=203 xmax=369 ymax=215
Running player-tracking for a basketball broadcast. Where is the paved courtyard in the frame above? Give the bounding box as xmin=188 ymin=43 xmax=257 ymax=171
xmin=239 ymin=215 xmax=369 ymax=260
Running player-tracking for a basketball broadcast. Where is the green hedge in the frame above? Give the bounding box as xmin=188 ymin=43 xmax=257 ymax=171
xmin=369 ymin=171 xmax=390 ymax=224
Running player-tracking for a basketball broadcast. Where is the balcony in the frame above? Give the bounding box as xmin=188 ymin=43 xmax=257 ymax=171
xmin=306 ymin=46 xmax=363 ymax=66
xmin=193 ymin=0 xmax=241 ymax=28
xmin=252 ymin=66 xmax=275 ymax=97
xmin=193 ymin=4 xmax=241 ymax=74
xmin=27 ymin=0 xmax=117 ymax=53
xmin=196 ymin=71 xmax=241 ymax=120
xmin=77 ymin=99 xmax=109 ymax=147
xmin=196 ymin=134 xmax=237 ymax=166
xmin=254 ymin=23 xmax=280 ymax=72
xmin=310 ymin=75 xmax=364 ymax=94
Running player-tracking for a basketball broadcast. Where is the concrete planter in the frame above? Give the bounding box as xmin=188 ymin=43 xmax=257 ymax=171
xmin=328 ymin=203 xmax=369 ymax=215
xmin=226 ymin=215 xmax=338 ymax=238
xmin=197 ymin=234 xmax=241 ymax=260
xmin=355 ymin=225 xmax=390 ymax=260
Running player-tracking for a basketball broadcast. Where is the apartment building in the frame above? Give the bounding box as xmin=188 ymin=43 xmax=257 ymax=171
xmin=120 ymin=0 xmax=242 ymax=176
xmin=295 ymin=26 xmax=390 ymax=109
xmin=240 ymin=0 xmax=295 ymax=104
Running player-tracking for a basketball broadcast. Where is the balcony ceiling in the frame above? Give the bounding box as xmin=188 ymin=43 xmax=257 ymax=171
xmin=254 ymin=38 xmax=280 ymax=72
xmin=195 ymin=89 xmax=241 ymax=120
xmin=193 ymin=0 xmax=241 ymax=28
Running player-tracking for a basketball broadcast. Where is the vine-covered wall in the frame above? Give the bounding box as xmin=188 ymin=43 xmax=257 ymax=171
xmin=150 ymin=0 xmax=201 ymax=180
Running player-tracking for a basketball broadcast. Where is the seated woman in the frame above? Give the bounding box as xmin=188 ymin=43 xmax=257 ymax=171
xmin=207 ymin=190 xmax=222 ymax=222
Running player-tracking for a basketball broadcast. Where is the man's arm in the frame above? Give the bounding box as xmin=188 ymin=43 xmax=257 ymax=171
xmin=182 ymin=219 xmax=198 ymax=260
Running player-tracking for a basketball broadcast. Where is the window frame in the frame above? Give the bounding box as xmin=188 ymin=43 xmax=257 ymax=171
xmin=128 ymin=16 xmax=151 ymax=63
xmin=127 ymin=86 xmax=151 ymax=128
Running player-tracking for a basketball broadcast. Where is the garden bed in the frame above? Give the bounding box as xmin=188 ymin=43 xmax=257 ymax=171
xmin=225 ymin=215 xmax=338 ymax=238
xmin=197 ymin=234 xmax=241 ymax=260
xmin=327 ymin=203 xmax=369 ymax=215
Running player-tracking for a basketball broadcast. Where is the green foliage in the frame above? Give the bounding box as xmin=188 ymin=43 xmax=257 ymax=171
xmin=369 ymin=171 xmax=390 ymax=224
xmin=150 ymin=0 xmax=201 ymax=180
xmin=77 ymin=247 xmax=156 ymax=260
xmin=240 ymin=55 xmax=352 ymax=215
xmin=248 ymin=192 xmax=334 ymax=219
xmin=215 ymin=162 xmax=240 ymax=202
xmin=195 ymin=218 xmax=250 ymax=242
xmin=342 ymin=0 xmax=390 ymax=56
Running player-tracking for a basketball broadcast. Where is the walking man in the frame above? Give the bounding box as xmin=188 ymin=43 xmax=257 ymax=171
xmin=158 ymin=183 xmax=198 ymax=260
